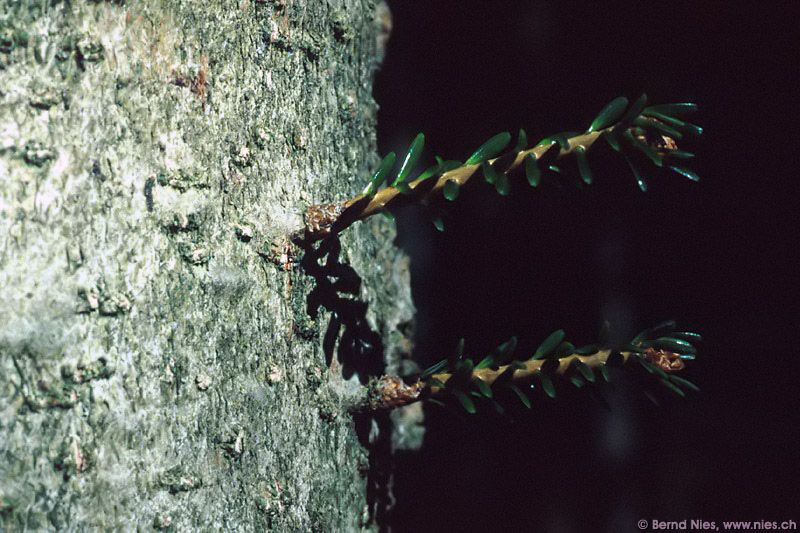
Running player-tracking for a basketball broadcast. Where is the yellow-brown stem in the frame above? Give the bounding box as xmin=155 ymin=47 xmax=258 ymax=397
xmin=354 ymin=344 xmax=692 ymax=413
xmin=355 ymin=348 xmax=634 ymax=413
xmin=350 ymin=130 xmax=604 ymax=221
xmin=427 ymin=348 xmax=628 ymax=395
xmin=302 ymin=130 xmax=606 ymax=240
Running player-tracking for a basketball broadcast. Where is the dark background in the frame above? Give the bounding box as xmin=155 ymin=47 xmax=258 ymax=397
xmin=372 ymin=1 xmax=800 ymax=531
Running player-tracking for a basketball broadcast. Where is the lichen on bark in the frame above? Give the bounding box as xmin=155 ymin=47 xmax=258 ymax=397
xmin=0 ymin=0 xmax=412 ymax=530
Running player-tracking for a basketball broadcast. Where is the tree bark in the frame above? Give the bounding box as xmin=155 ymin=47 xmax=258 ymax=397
xmin=0 ymin=1 xmax=415 ymax=530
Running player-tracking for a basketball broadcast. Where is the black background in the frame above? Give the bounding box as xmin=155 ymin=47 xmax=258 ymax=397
xmin=372 ymin=1 xmax=800 ymax=531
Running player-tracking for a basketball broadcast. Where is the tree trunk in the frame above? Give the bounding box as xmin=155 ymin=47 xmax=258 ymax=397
xmin=0 ymin=1 xmax=415 ymax=530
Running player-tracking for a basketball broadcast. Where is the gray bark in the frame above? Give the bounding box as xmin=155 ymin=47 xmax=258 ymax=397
xmin=0 ymin=0 xmax=416 ymax=530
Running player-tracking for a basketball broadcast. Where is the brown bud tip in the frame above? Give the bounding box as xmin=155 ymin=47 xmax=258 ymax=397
xmin=643 ymin=347 xmax=685 ymax=372
xmin=304 ymin=202 xmax=346 ymax=239
xmin=368 ymin=375 xmax=423 ymax=410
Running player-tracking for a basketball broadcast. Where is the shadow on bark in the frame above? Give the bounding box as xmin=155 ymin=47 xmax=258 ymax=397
xmin=296 ymin=236 xmax=395 ymax=527
xmin=299 ymin=236 xmax=385 ymax=383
